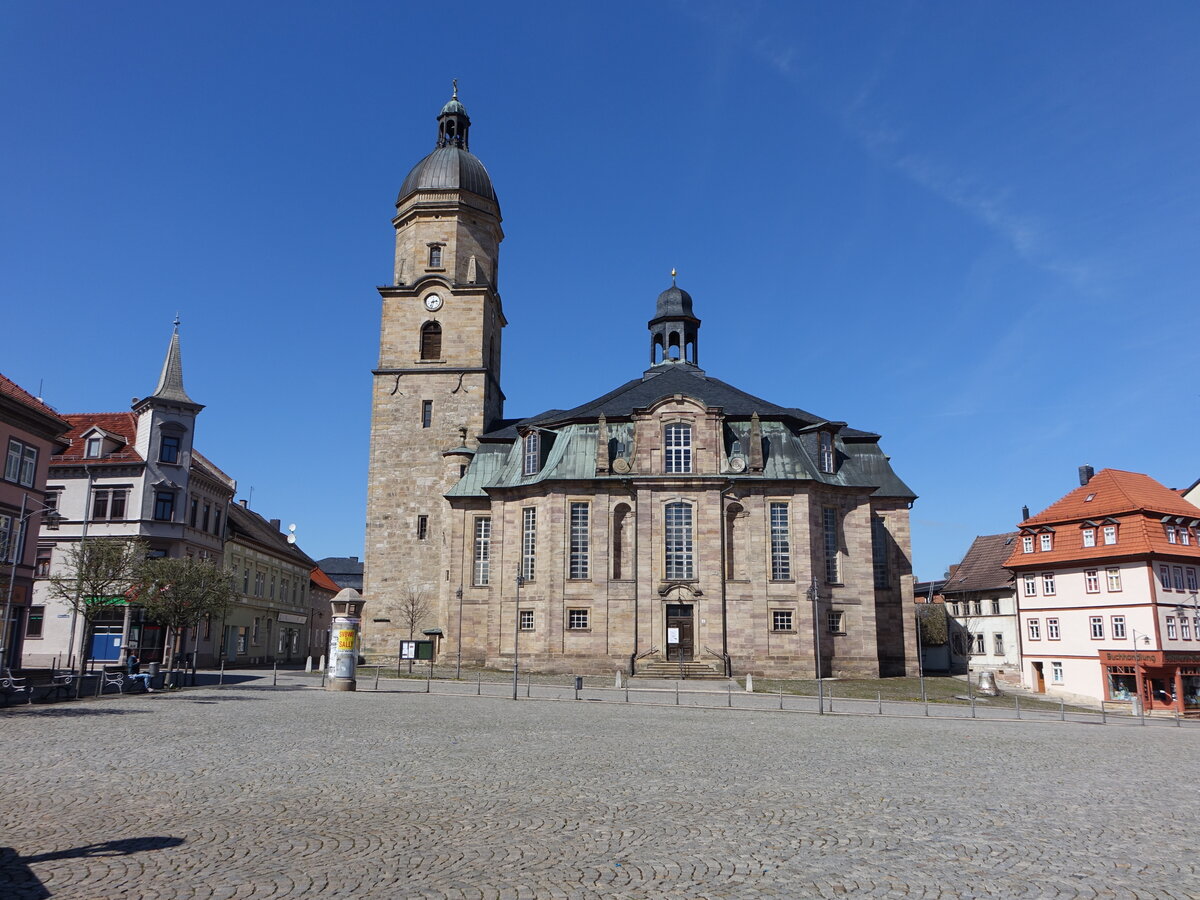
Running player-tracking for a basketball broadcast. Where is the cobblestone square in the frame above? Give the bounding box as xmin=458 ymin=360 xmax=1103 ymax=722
xmin=1 ymin=677 xmax=1197 ymax=899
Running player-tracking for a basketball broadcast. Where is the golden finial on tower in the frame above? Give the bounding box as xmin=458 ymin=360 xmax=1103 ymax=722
xmin=671 ymin=267 xmax=677 ymax=285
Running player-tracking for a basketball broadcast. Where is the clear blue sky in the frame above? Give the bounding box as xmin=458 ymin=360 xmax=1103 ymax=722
xmin=3 ymin=2 xmax=1198 ymax=580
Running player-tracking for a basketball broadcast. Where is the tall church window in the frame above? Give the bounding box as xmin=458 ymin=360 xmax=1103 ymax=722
xmin=822 ymin=506 xmax=840 ymax=583
xmin=871 ymin=515 xmax=890 ymax=589
xmin=473 ymin=517 xmax=491 ymax=586
xmin=612 ymin=503 xmax=632 ymax=580
xmin=665 ymin=502 xmax=694 ymax=580
xmin=421 ymin=400 xmax=433 ymax=429
xmin=420 ymin=322 xmax=442 ymax=360
xmin=428 ymin=245 xmax=442 ymax=267
xmin=522 ymin=432 xmax=541 ymax=476
xmin=569 ymin=502 xmax=590 ymax=580
xmin=521 ymin=507 xmax=537 ymax=581
xmin=664 ymin=423 xmax=692 ymax=474
xmin=769 ymin=502 xmax=790 ymax=580
xmin=819 ymin=432 xmax=835 ymax=474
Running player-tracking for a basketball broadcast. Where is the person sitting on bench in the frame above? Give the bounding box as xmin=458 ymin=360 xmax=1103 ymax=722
xmin=126 ymin=651 xmax=153 ymax=692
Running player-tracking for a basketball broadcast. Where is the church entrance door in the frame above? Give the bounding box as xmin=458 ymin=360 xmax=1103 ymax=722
xmin=666 ymin=604 xmax=693 ymax=662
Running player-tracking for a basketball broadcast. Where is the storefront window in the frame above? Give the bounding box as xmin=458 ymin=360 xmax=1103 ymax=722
xmin=1107 ymin=666 xmax=1137 ymax=701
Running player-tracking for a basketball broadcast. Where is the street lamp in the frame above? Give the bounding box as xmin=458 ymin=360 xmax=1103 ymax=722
xmin=454 ymin=585 xmax=464 ymax=680
xmin=1 ymin=495 xmax=62 ymax=671
xmin=1130 ymin=628 xmax=1152 ymax=722
xmin=808 ymin=576 xmax=823 ymax=714
xmin=512 ymin=569 xmax=524 ymax=700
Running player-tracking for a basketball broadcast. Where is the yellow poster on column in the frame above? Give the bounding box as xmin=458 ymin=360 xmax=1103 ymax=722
xmin=337 ymin=629 xmax=356 ymax=650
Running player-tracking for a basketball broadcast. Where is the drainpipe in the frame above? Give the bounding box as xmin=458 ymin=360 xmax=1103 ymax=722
xmin=718 ymin=482 xmax=733 ymax=677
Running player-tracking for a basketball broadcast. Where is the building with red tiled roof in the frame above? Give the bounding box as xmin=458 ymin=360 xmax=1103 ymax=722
xmin=27 ymin=327 xmax=236 ymax=669
xmin=1 ymin=373 xmax=71 ymax=669
xmin=1006 ymin=467 xmax=1200 ymax=715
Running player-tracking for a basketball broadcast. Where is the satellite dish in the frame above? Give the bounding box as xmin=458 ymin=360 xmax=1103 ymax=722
xmin=288 ymin=524 xmax=296 ymax=532
xmin=287 ymin=523 xmax=297 ymax=545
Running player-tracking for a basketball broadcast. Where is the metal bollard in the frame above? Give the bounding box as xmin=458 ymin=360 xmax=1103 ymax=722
xmin=675 ymin=682 xmax=679 ymax=705
xmin=374 ymin=665 xmax=381 ymax=690
xmin=625 ymin=681 xmax=629 ymax=703
xmin=1060 ymin=698 xmax=1065 ymax=721
xmin=1176 ymin=712 xmax=1181 ymax=727
xmin=1015 ymin=696 xmax=1020 ymax=719
xmin=779 ymin=687 xmax=783 ymax=710
xmin=829 ymin=688 xmax=833 ymax=713
xmin=477 ymin=672 xmax=481 ymax=695
xmin=924 ymin=695 xmax=929 ymax=717
xmin=727 ymin=685 xmax=731 ymax=708
xmin=273 ymin=661 xmax=278 ymax=687
xmin=1101 ymin=705 xmax=1106 ymax=725
xmin=526 ymin=672 xmax=531 ymax=698
xmin=878 ymin=691 xmax=882 ymax=716
xmin=971 ymin=693 xmax=976 ymax=718
xmin=219 ymin=661 xmax=225 ymax=687
xmin=320 ymin=668 xmax=326 ymax=688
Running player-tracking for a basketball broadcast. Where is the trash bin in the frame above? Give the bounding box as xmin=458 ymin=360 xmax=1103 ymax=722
xmin=147 ymin=662 xmax=160 ymax=688
xmin=574 ymin=676 xmax=584 ymax=691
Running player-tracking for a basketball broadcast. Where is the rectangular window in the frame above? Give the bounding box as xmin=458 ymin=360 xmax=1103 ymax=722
xmin=1111 ymin=615 xmax=1126 ymax=639
xmin=664 ymin=423 xmax=692 ymax=474
xmin=871 ymin=516 xmax=889 ymax=589
xmin=1188 ymin=568 xmax=1198 ymax=591
xmin=1022 ymin=535 xmax=1034 ymax=553
xmin=1039 ymin=533 xmax=1053 ymax=552
xmin=1182 ymin=528 xmax=1192 ymax=546
xmin=25 ymin=605 xmax=44 ymax=639
xmin=1173 ymin=566 xmax=1184 ymax=590
xmin=823 ymin=507 xmax=839 ymax=583
xmin=269 ymin=575 xmax=276 ymax=600
xmin=1028 ymin=618 xmax=1041 ymax=640
xmin=160 ymin=434 xmax=180 ymax=464
xmin=253 ymin=617 xmax=261 ymax=645
xmin=1085 ymin=570 xmax=1099 ymax=593
xmin=990 ymin=599 xmax=1000 ymax=615
xmin=1167 ymin=616 xmax=1178 ymax=640
xmin=1047 ymin=618 xmax=1060 ymax=640
xmin=1051 ymin=661 xmax=1063 ymax=683
xmin=1182 ymin=618 xmax=1192 ymax=640
xmin=428 ymin=244 xmax=442 ymax=267
xmin=522 ymin=432 xmax=541 ymax=476
xmin=1090 ymin=616 xmax=1104 ymax=639
xmin=243 ymin=567 xmax=250 ymax=593
xmin=1107 ymin=567 xmax=1122 ymax=591
xmin=993 ymin=633 xmax=1004 ymax=655
xmin=972 ymin=633 xmax=985 ymax=654
xmin=421 ymin=400 xmax=432 ymax=429
xmin=567 ymin=608 xmax=589 ymax=630
xmin=521 ymin=507 xmax=537 ymax=580
xmin=85 ymin=436 xmax=102 ymax=458
xmin=0 ymin=514 xmax=12 ymax=563
xmin=769 ymin=502 xmax=791 ymax=580
xmin=971 ymin=599 xmax=982 ymax=616
xmin=1103 ymin=525 xmax=1117 ymax=545
xmin=1160 ymin=565 xmax=1172 ymax=590
xmin=212 ymin=509 xmax=221 ymax=535
xmin=1166 ymin=525 xmax=1178 ymax=544
xmin=5 ymin=439 xmax=37 ymax=487
xmin=93 ymin=490 xmax=110 ymax=520
xmin=416 ymin=515 xmax=428 ymax=541
xmin=519 ymin=609 xmax=534 ymax=631
xmin=827 ymin=610 xmax=845 ymax=635
xmin=771 ymin=609 xmax=794 ymax=632
xmin=569 ymin=502 xmax=590 ymax=580
xmin=189 ymin=496 xmax=198 ymax=526
xmin=819 ymin=432 xmax=835 ymax=473
xmin=35 ymin=545 xmax=51 ymax=578
xmin=1042 ymin=573 xmax=1056 ymax=596
xmin=664 ymin=502 xmax=693 ymax=580
xmin=153 ymin=491 xmax=175 ymax=521
xmin=1023 ymin=574 xmax=1037 ymax=597
xmin=202 ymin=503 xmax=211 ymax=532
xmin=1082 ymin=528 xmax=1096 ymax=547
xmin=473 ymin=517 xmax=491 ymax=586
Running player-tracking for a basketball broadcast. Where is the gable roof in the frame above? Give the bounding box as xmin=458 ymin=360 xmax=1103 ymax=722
xmin=941 ymin=533 xmax=1018 ymax=595
xmin=226 ymin=501 xmax=316 ymax=567
xmin=310 ymin=566 xmax=340 ymax=593
xmin=0 ymin=373 xmax=72 ymax=434
xmin=53 ymin=413 xmax=143 ymax=465
xmin=1023 ymin=469 xmax=1200 ymax=525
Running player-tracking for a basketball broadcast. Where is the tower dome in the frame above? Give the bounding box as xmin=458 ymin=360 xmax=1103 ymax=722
xmin=397 ymin=83 xmax=497 ymax=206
xmin=648 ymin=272 xmax=701 ymax=366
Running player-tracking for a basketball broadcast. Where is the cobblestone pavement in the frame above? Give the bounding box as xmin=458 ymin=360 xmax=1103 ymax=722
xmin=2 ymin=676 xmax=1197 ymax=899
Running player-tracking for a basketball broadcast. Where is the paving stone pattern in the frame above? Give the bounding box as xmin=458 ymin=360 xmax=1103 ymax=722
xmin=1 ymin=677 xmax=1197 ymax=899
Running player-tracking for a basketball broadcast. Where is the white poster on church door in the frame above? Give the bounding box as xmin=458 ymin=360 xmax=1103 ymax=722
xmin=667 ymin=627 xmax=680 ymax=645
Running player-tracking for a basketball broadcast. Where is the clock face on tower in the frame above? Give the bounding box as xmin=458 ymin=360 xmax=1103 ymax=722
xmin=424 ymin=293 xmax=443 ymax=312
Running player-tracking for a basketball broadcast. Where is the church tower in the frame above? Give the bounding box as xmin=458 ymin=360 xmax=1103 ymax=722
xmin=363 ymin=86 xmax=505 ymax=655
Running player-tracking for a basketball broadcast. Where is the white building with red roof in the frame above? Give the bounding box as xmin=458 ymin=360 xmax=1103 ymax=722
xmin=27 ymin=326 xmax=236 ymax=668
xmin=1005 ymin=467 xmax=1200 ymax=715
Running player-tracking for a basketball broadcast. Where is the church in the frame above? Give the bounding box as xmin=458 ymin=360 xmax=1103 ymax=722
xmin=362 ymin=90 xmax=918 ymax=678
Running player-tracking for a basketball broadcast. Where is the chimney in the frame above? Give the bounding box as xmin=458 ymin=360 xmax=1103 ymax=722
xmin=269 ymin=518 xmax=281 ymax=532
xmin=1079 ymin=465 xmax=1094 ymax=486
xmin=239 ymin=499 xmax=248 ymax=508
xmin=1021 ymin=505 xmax=1030 ymax=521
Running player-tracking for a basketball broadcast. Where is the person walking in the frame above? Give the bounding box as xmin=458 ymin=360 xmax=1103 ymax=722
xmin=126 ymin=650 xmax=154 ymax=693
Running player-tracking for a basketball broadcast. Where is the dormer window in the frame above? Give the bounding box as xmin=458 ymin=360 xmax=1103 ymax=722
xmin=160 ymin=434 xmax=180 ymax=464
xmin=1082 ymin=528 xmax=1096 ymax=547
xmin=522 ymin=431 xmax=541 ymax=476
xmin=819 ymin=432 xmax=835 ymax=474
xmin=1022 ymin=535 xmax=1034 ymax=553
xmin=85 ymin=437 xmax=102 ymax=458
xmin=1167 ymin=525 xmax=1178 ymax=544
xmin=664 ymin=423 xmax=692 ymax=474
xmin=1103 ymin=525 xmax=1117 ymax=545
xmin=1039 ymin=533 xmax=1053 ymax=552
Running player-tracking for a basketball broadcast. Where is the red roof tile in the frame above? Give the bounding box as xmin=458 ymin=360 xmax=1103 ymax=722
xmin=310 ymin=567 xmax=340 ymax=593
xmin=0 ymin=372 xmax=71 ymax=430
xmin=52 ymin=413 xmax=143 ymax=464
xmin=1023 ymin=469 xmax=1200 ymax=524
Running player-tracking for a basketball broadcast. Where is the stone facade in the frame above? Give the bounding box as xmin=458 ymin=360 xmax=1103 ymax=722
xmin=363 ymin=93 xmax=918 ymax=678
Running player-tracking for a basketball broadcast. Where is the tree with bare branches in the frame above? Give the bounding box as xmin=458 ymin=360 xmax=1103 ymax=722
xmin=395 ymin=582 xmax=433 ymax=672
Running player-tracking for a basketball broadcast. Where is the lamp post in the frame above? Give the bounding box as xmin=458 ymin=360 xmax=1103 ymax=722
xmin=512 ymin=569 xmax=524 ymax=700
xmin=808 ymin=576 xmax=823 ymax=714
xmin=454 ymin=585 xmax=464 ymax=680
xmin=1130 ymin=628 xmax=1151 ymax=722
xmin=1 ymin=495 xmax=62 ymax=672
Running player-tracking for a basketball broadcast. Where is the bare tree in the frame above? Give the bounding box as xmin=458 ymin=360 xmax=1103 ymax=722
xmin=137 ymin=557 xmax=238 ymax=687
xmin=46 ymin=537 xmax=149 ymax=680
xmin=395 ymin=582 xmax=433 ymax=672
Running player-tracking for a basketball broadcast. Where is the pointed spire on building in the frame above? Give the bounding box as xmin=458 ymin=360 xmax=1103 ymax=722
xmin=145 ymin=320 xmax=201 ymax=408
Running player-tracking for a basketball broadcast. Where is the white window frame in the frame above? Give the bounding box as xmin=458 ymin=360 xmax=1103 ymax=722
xmin=823 ymin=507 xmax=840 ymax=584
xmin=1166 ymin=616 xmax=1177 ymax=640
xmin=1047 ymin=617 xmax=1060 ymax=640
xmin=1024 ymin=574 xmax=1037 ymax=597
xmin=1090 ymin=616 xmax=1104 ymax=640
xmin=1082 ymin=527 xmax=1096 ymax=547
xmin=519 ymin=609 xmax=534 ymax=631
xmin=569 ymin=502 xmax=590 ymax=580
xmin=522 ymin=432 xmax=540 ymax=476
xmin=769 ymin=502 xmax=790 ymax=581
xmin=771 ymin=609 xmax=794 ymax=632
xmin=664 ymin=423 xmax=693 ymax=474
xmin=1022 ymin=535 xmax=1034 ymax=553
xmin=1039 ymin=533 xmax=1053 ymax=552
xmin=664 ymin=501 xmax=694 ymax=580
xmin=1051 ymin=661 xmax=1063 ymax=684
xmin=1111 ymin=615 xmax=1126 ymax=639
xmin=1103 ymin=525 xmax=1117 ymax=545
xmin=1042 ymin=572 xmax=1056 ymax=596
xmin=1106 ymin=568 xmax=1122 ymax=592
xmin=827 ymin=610 xmax=845 ymax=635
xmin=1166 ymin=525 xmax=1178 ymax=544
xmin=1085 ymin=570 xmax=1100 ymax=593
xmin=521 ymin=507 xmax=537 ymax=581
xmin=1027 ymin=618 xmax=1041 ymax=640
xmin=1160 ymin=565 xmax=1172 ymax=591
xmin=819 ymin=431 xmax=835 ymax=474
xmin=473 ymin=516 xmax=492 ymax=586
xmin=567 ymin=608 xmax=589 ymax=630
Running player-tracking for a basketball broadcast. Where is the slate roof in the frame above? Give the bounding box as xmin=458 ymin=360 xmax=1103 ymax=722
xmin=226 ymin=501 xmax=316 ymax=567
xmin=146 ymin=329 xmax=199 ymax=407
xmin=398 ymin=146 xmax=498 ymax=205
xmin=941 ymin=533 xmax=1018 ymax=595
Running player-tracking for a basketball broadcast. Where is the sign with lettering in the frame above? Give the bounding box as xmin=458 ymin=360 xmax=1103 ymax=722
xmin=337 ymin=629 xmax=356 ymax=651
xmin=667 ymin=627 xmax=680 ymax=645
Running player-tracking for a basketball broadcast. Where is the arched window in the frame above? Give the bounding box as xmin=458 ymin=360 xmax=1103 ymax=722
xmin=665 ymin=502 xmax=694 ymax=580
xmin=428 ymin=245 xmax=442 ymax=267
xmin=420 ymin=322 xmax=442 ymax=360
xmin=612 ymin=503 xmax=633 ymax=579
xmin=664 ymin=423 xmax=692 ymax=473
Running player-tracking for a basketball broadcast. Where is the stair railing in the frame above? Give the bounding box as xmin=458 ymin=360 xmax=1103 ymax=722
xmin=704 ymin=646 xmax=732 ymax=678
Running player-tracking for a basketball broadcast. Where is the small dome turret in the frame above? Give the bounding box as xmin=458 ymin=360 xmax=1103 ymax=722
xmin=396 ymin=81 xmax=498 ymax=207
xmin=648 ymin=271 xmax=701 ymax=366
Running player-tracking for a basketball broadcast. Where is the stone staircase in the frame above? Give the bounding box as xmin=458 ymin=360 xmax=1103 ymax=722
xmin=633 ymin=658 xmax=726 ymax=679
